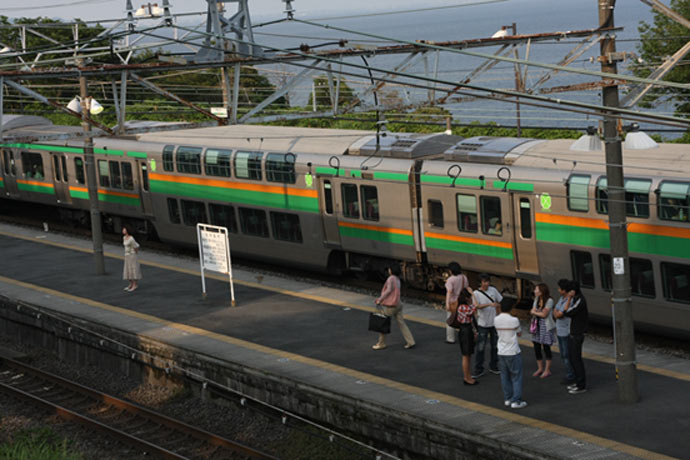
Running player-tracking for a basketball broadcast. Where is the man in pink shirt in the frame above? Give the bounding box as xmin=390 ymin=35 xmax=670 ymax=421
xmin=445 ymin=262 xmax=469 ymax=344
xmin=373 ymin=265 xmax=416 ymax=350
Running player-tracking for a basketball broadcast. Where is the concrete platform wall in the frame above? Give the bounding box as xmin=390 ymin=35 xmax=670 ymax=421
xmin=0 ymin=296 xmax=551 ymax=460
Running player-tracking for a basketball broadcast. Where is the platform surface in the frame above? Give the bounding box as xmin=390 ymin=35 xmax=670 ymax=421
xmin=0 ymin=222 xmax=688 ymax=460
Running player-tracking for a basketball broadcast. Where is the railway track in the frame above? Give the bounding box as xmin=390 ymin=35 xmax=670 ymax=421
xmin=0 ymin=356 xmax=279 ymax=460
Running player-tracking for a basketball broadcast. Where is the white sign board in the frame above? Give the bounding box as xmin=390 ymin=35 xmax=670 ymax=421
xmin=200 ymin=229 xmax=229 ymax=274
xmin=196 ymin=224 xmax=236 ymax=306
xmin=613 ymin=257 xmax=625 ymax=275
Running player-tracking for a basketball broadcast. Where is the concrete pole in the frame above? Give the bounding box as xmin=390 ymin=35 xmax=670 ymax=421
xmin=79 ymin=69 xmax=106 ymax=275
xmin=598 ymin=0 xmax=638 ymax=403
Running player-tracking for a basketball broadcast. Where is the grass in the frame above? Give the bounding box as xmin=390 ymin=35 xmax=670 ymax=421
xmin=0 ymin=428 xmax=82 ymax=460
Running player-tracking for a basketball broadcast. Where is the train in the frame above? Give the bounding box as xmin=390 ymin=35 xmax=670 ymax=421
xmin=1 ymin=114 xmax=689 ymax=337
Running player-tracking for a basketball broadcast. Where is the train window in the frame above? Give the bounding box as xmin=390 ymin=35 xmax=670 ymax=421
xmin=323 ymin=181 xmax=334 ymax=215
xmin=570 ymin=251 xmax=595 ymax=289
xmin=270 ymin=212 xmax=303 ymax=243
xmin=98 ymin=160 xmax=110 ymax=187
xmin=209 ymin=203 xmax=238 ymax=233
xmin=599 ymin=254 xmax=612 ymax=291
xmin=519 ymin=198 xmax=532 ymax=239
xmin=456 ymin=194 xmax=478 ymax=233
xmin=235 ymin=151 xmax=262 ymax=180
xmin=658 ymin=181 xmax=690 ymax=223
xmin=568 ymin=175 xmax=590 ymax=212
xmin=181 ymin=199 xmax=208 ymax=226
xmin=596 ymin=177 xmax=652 ymax=218
xmin=4 ymin=151 xmax=16 ymax=176
xmin=21 ymin=152 xmax=44 ymax=180
xmin=428 ymin=200 xmax=444 ymax=228
xmin=74 ymin=158 xmax=85 ymax=184
xmin=167 ymin=198 xmax=181 ymax=224
xmin=661 ymin=262 xmax=690 ymax=304
xmin=205 ymin=149 xmax=232 ymax=177
xmin=596 ymin=177 xmax=609 ymax=214
xmin=631 ymin=258 xmax=655 ymax=298
xmin=266 ymin=153 xmax=296 ymax=184
xmin=61 ymin=156 xmax=68 ymax=182
xmin=121 ymin=162 xmax=134 ymax=190
xmin=53 ymin=155 xmax=61 ymax=182
xmin=361 ymin=185 xmax=379 ymax=221
xmin=481 ymin=196 xmax=502 ymax=236
xmin=163 ymin=145 xmax=175 ymax=172
xmin=176 ymin=146 xmax=202 ymax=175
xmin=109 ymin=161 xmax=122 ymax=189
xmin=140 ymin=163 xmax=149 ymax=191
xmin=342 ymin=184 xmax=359 ymax=218
xmin=239 ymin=207 xmax=269 ymax=237
xmin=625 ymin=179 xmax=652 ymax=218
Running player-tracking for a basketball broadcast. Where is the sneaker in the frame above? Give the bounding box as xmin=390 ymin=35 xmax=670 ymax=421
xmin=404 ymin=343 xmax=416 ymax=349
xmin=489 ymin=368 xmax=501 ymax=375
xmin=568 ymin=387 xmax=587 ymax=395
xmin=471 ymin=370 xmax=486 ymax=379
xmin=567 ymin=383 xmax=578 ymax=390
xmin=372 ymin=344 xmax=387 ymax=350
xmin=510 ymin=401 xmax=528 ymax=409
xmin=504 ymin=400 xmax=511 ymax=407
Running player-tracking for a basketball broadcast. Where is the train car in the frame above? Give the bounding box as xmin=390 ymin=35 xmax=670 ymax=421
xmin=1 ymin=115 xmax=689 ymax=337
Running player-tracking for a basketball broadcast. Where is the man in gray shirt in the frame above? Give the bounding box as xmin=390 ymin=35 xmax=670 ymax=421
xmin=553 ymin=279 xmax=575 ymax=385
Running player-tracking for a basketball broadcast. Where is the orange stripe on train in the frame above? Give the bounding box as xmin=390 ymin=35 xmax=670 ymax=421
xmin=149 ymin=172 xmax=318 ymax=199
xmin=536 ymin=212 xmax=690 ymax=239
xmin=339 ymin=221 xmax=413 ymax=236
xmin=69 ymin=186 xmax=138 ymax=199
xmin=17 ymin=179 xmax=54 ymax=188
xmin=424 ymin=231 xmax=513 ymax=249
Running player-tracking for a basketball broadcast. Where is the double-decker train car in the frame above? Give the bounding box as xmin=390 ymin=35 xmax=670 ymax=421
xmin=1 ymin=115 xmax=689 ymax=337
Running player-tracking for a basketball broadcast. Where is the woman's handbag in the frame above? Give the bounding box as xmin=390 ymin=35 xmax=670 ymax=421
xmin=369 ymin=311 xmax=391 ymax=334
xmin=446 ymin=301 xmax=463 ymax=329
xmin=529 ymin=316 xmax=539 ymax=334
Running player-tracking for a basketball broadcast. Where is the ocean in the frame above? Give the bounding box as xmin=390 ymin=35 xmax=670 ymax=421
xmin=246 ymin=0 xmax=669 ymax=134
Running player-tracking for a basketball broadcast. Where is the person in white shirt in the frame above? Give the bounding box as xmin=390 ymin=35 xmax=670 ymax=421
xmin=471 ymin=273 xmax=502 ymax=378
xmin=494 ymin=299 xmax=527 ymax=409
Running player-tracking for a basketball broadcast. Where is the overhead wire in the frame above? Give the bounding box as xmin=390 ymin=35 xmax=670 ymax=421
xmin=158 ymin=25 xmax=690 ymax=129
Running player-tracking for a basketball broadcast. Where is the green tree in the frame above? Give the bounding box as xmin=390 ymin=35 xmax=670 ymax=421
xmin=307 ymin=75 xmax=356 ymax=108
xmin=633 ymin=0 xmax=690 ymax=116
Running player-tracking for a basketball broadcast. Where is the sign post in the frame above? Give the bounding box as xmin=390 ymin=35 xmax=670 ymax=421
xmin=196 ymin=223 xmax=236 ymax=307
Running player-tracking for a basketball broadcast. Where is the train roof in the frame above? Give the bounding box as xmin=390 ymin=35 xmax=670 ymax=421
xmin=135 ymin=124 xmax=373 ymax=156
xmin=510 ymin=138 xmax=690 ymax=179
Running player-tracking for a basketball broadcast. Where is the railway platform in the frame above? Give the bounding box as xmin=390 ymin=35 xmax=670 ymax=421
xmin=0 ymin=222 xmax=688 ymax=460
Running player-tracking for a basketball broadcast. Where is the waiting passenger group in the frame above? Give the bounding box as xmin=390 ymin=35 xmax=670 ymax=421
xmin=372 ymin=261 xmax=588 ymax=410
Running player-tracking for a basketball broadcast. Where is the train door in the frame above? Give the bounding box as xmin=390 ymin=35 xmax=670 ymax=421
xmin=1 ymin=149 xmax=19 ymax=198
xmin=319 ymin=177 xmax=341 ymax=247
xmin=137 ymin=160 xmax=153 ymax=214
xmin=50 ymin=153 xmax=71 ymax=204
xmin=510 ymin=192 xmax=539 ymax=275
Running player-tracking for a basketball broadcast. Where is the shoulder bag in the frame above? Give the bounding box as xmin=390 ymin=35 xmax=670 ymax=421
xmin=446 ymin=302 xmax=463 ymax=328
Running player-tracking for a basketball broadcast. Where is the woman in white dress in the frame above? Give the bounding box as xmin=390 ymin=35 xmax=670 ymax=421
xmin=122 ymin=226 xmax=141 ymax=292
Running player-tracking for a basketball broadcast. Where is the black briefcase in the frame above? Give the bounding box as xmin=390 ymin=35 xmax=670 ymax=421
xmin=368 ymin=312 xmax=391 ymax=334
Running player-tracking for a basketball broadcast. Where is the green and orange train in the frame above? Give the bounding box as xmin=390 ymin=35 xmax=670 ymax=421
xmin=2 ymin=115 xmax=689 ymax=336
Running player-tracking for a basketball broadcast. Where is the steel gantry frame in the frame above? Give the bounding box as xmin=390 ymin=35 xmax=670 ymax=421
xmin=1 ymin=0 xmax=690 ymax=144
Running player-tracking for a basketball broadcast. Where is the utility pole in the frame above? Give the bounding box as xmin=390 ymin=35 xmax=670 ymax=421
xmin=78 ymin=64 xmax=105 ymax=275
xmin=506 ymin=22 xmax=522 ymax=137
xmin=598 ymin=0 xmax=638 ymax=403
